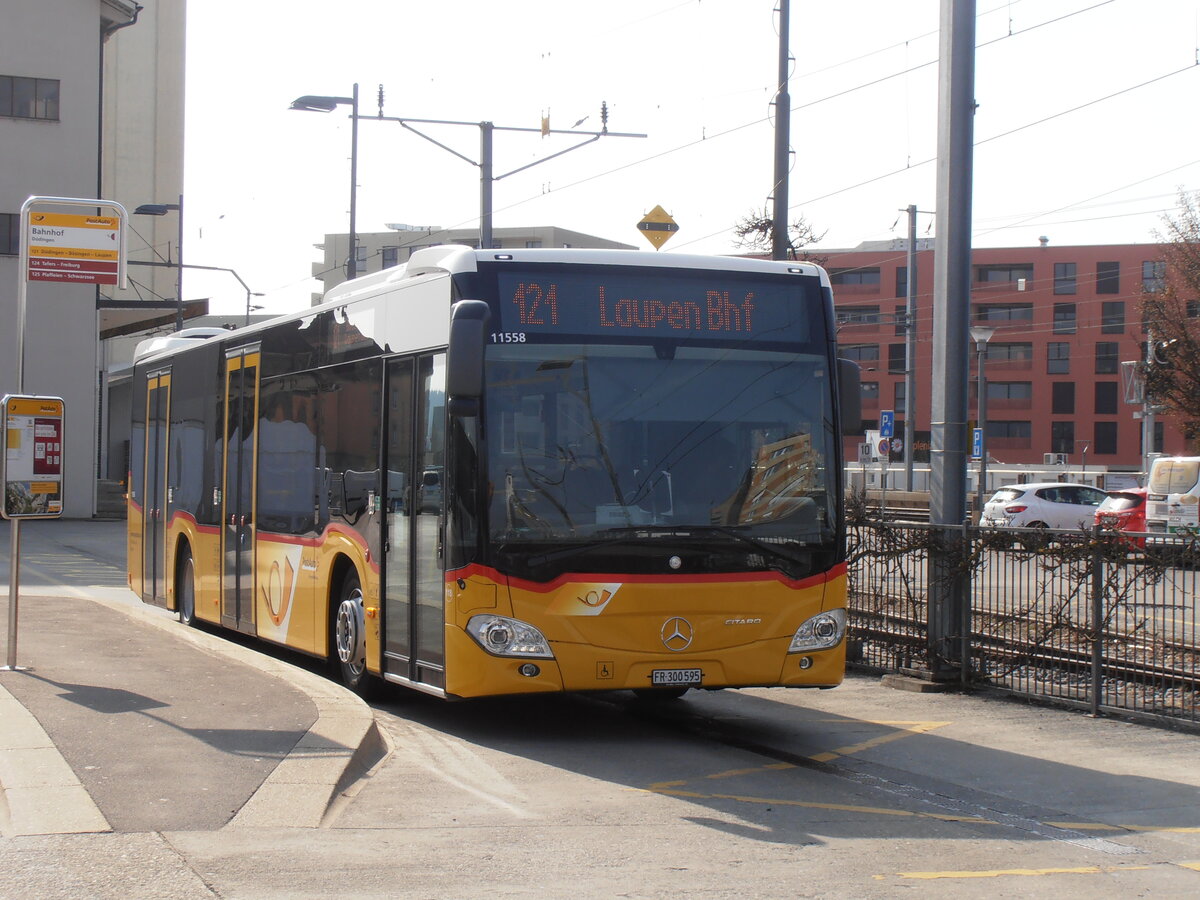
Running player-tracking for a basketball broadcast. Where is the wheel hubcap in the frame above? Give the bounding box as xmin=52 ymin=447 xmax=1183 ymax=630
xmin=336 ymin=589 xmax=366 ymax=675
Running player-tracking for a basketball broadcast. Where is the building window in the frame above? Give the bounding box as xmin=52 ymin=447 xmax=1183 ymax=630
xmin=987 ymin=421 xmax=1031 ymax=442
xmin=894 ymin=382 xmax=906 ymax=414
xmin=1096 ymin=261 xmax=1120 ymax=294
xmin=381 ymin=246 xmax=399 ymax=269
xmin=0 ymin=75 xmax=60 ymax=120
xmin=1051 ymin=381 xmax=1074 ymax=414
xmin=974 ymin=303 xmax=1032 ymax=322
xmin=1053 ymin=303 xmax=1076 ymax=334
xmin=894 ymin=266 xmax=908 ymax=298
xmin=0 ymin=213 xmax=18 ymax=256
xmin=986 ymin=342 xmax=1033 ymax=363
xmin=835 ymin=305 xmax=881 ymax=326
xmin=1100 ymin=301 xmax=1125 ymax=333
xmin=988 ymin=381 xmax=1033 ymax=401
xmin=1094 ymin=421 xmax=1118 ymax=455
xmin=1051 ymin=421 xmax=1075 ymax=455
xmin=1053 ymin=262 xmax=1077 ymax=295
xmin=840 ymin=344 xmax=879 ymax=363
xmin=1094 ymin=381 xmax=1118 ymax=415
xmin=1142 ymin=260 xmax=1166 ymax=293
xmin=887 ymin=343 xmax=906 ymax=374
xmin=525 ymin=240 xmax=543 ymax=248
xmin=894 ymin=304 xmax=907 ymax=336
xmin=975 ymin=263 xmax=1033 ymax=286
xmin=830 ymin=267 xmax=881 ymax=286
xmin=1095 ymin=342 xmax=1119 ymax=374
xmin=1047 ymin=342 xmax=1070 ymax=374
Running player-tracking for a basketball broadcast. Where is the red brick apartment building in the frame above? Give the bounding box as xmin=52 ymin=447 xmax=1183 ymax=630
xmin=825 ymin=240 xmax=1188 ymax=470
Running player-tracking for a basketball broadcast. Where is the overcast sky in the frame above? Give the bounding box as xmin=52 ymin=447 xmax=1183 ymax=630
xmin=176 ymin=0 xmax=1200 ymax=316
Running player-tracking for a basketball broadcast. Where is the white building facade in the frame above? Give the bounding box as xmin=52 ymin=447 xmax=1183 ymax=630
xmin=1 ymin=0 xmax=184 ymax=516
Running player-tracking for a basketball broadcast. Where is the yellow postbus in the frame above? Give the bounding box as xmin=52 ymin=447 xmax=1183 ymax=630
xmin=127 ymin=246 xmax=860 ymax=699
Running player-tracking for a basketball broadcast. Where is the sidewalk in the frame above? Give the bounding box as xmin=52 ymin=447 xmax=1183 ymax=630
xmin=0 ymin=528 xmax=384 ymax=836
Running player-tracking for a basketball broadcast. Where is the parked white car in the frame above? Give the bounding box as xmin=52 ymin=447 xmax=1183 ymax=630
xmin=981 ymin=482 xmax=1108 ymax=530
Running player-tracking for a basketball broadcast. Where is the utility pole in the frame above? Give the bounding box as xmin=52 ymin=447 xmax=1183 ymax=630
xmin=771 ymin=0 xmax=791 ymax=261
xmin=1142 ymin=329 xmax=1156 ymax=477
xmin=928 ymin=0 xmax=977 ymax=682
xmin=903 ymin=204 xmax=919 ymax=490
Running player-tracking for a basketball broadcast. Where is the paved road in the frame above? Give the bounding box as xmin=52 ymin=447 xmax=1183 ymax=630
xmin=2 ymin=519 xmax=1199 ymax=898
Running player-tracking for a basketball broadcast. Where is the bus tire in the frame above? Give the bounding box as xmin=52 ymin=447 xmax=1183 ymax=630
xmin=177 ymin=546 xmax=196 ymax=627
xmin=333 ymin=570 xmax=376 ymax=698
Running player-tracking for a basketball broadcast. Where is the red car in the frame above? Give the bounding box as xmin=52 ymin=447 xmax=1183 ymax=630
xmin=1094 ymin=488 xmax=1148 ymax=545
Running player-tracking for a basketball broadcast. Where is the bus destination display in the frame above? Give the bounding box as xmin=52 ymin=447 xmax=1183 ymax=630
xmin=493 ymin=270 xmax=811 ymax=344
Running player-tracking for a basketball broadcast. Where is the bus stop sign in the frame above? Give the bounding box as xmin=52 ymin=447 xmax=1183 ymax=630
xmin=2 ymin=394 xmax=65 ymax=519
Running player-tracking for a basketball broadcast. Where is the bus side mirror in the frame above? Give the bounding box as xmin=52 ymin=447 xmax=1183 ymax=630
xmin=447 ymin=299 xmax=491 ymax=417
xmin=838 ymin=357 xmax=861 ymax=436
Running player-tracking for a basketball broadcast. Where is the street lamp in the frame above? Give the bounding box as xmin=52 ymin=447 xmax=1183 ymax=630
xmin=970 ymin=324 xmax=996 ymax=519
xmin=291 ymin=84 xmax=358 ymax=282
xmin=133 ymin=195 xmax=184 ymax=331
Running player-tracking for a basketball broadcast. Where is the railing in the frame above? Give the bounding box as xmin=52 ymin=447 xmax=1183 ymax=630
xmin=846 ymin=520 xmax=1200 ymax=727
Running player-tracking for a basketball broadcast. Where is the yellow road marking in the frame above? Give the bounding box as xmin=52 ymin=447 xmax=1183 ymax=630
xmin=894 ymin=865 xmax=1150 ymax=880
xmin=645 ymin=786 xmax=993 ymax=824
xmin=808 ymin=721 xmax=951 ymax=763
xmin=1049 ymin=821 xmax=1200 ymax=834
xmin=1178 ymin=861 xmax=1200 ymax=872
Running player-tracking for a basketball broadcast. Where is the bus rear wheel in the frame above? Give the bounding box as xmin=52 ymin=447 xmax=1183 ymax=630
xmin=177 ymin=547 xmax=196 ymax=627
xmin=333 ymin=571 xmax=375 ymax=697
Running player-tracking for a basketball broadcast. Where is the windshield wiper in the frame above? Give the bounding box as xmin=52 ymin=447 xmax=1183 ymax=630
xmin=596 ymin=525 xmax=813 ymax=578
xmin=513 ymin=537 xmax=643 ymax=569
xmin=680 ymin=526 xmax=813 ymax=576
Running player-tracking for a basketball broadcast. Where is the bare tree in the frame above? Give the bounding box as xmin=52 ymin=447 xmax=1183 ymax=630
xmin=1142 ymin=191 xmax=1200 ymax=446
xmin=733 ymin=207 xmax=828 ymax=265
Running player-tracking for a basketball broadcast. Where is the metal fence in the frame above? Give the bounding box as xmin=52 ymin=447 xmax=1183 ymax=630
xmin=846 ymin=522 xmax=1200 ymax=727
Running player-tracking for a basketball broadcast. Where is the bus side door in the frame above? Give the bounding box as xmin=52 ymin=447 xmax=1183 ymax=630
xmin=221 ymin=346 xmax=261 ymax=635
xmin=142 ymin=368 xmax=171 ymax=606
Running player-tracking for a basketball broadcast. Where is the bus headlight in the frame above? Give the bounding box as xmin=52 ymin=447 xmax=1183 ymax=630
xmin=466 ymin=615 xmax=554 ymax=659
xmin=788 ymin=608 xmax=846 ymax=653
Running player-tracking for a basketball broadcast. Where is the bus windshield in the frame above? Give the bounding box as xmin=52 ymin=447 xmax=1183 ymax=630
xmin=483 ymin=341 xmax=837 ymax=577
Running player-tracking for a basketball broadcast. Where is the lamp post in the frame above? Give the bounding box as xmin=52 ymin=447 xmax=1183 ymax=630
xmin=133 ymin=195 xmax=184 ymax=331
xmin=970 ymin=324 xmax=995 ymax=518
xmin=291 ymin=84 xmax=359 ymax=281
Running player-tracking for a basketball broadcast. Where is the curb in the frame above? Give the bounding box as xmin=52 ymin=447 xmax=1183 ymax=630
xmin=0 ymin=585 xmax=386 ymax=835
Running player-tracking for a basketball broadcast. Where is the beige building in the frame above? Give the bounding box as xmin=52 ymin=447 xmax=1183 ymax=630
xmin=1 ymin=0 xmax=185 ymax=516
xmin=312 ymin=225 xmax=637 ymax=301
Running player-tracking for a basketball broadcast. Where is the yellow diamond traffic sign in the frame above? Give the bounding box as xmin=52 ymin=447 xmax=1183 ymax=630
xmin=637 ymin=205 xmax=679 ymax=250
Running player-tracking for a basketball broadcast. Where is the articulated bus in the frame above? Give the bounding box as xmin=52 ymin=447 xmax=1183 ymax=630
xmin=127 ymin=246 xmax=860 ymax=699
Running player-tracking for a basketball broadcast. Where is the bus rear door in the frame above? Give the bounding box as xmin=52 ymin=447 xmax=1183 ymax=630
xmin=141 ymin=368 xmax=171 ymax=606
xmin=221 ymin=346 xmax=261 ymax=634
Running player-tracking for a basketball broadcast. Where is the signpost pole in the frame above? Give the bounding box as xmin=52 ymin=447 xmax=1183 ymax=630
xmin=5 ymin=207 xmax=31 ymax=671
xmin=4 ymin=197 xmax=126 ymax=671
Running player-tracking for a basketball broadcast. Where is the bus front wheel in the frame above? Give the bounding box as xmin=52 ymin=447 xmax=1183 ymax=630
xmin=333 ymin=571 xmax=374 ymax=697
